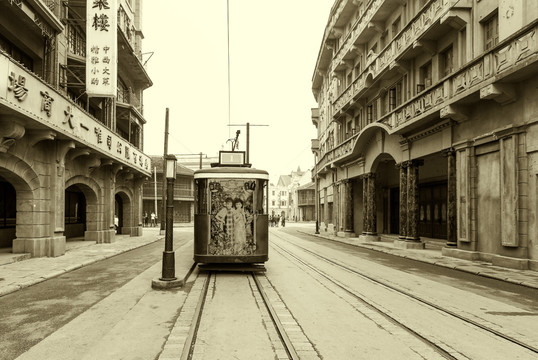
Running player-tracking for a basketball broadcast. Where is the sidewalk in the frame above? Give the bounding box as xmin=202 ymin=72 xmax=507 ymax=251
xmin=295 ymin=224 xmax=538 ymax=290
xmin=0 ymin=227 xmax=191 ymax=298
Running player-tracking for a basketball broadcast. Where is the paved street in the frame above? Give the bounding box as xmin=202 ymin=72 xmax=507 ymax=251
xmin=2 ymin=224 xmax=538 ymax=359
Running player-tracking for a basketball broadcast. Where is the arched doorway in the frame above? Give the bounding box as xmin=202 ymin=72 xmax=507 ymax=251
xmin=0 ymin=176 xmax=16 ymax=248
xmin=115 ymin=194 xmax=123 ymax=234
xmin=65 ymin=185 xmax=87 ymax=239
xmin=115 ymin=191 xmax=132 ymax=235
xmin=372 ymin=154 xmax=399 ymax=235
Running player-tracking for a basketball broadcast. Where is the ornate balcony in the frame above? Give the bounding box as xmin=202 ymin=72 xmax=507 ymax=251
xmin=332 ymin=0 xmax=458 ymax=115
xmin=380 ymin=23 xmax=538 ymax=132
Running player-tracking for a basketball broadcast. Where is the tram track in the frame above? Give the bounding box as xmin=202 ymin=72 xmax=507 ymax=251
xmin=270 ymin=230 xmax=538 ymax=359
xmin=180 ymin=270 xmax=318 ymax=360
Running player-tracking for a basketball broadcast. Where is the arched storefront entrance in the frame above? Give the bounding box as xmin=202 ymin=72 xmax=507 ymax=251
xmin=65 ymin=185 xmax=87 ymax=239
xmin=372 ymin=154 xmax=399 ymax=236
xmin=0 ymin=176 xmax=16 ymax=248
xmin=368 ymin=152 xmax=448 ymax=240
xmin=115 ymin=194 xmax=123 ymax=234
xmin=417 ymin=154 xmax=448 ymax=240
xmin=115 ymin=191 xmax=132 ymax=235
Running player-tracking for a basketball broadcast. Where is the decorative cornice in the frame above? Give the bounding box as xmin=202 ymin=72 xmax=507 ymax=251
xmin=406 ymin=121 xmax=451 ymax=143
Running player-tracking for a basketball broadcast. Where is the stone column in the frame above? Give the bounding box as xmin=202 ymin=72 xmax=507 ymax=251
xmin=398 ymin=162 xmax=408 ymax=240
xmin=406 ymin=160 xmax=422 ymax=241
xmin=333 ymin=182 xmax=339 ymax=234
xmin=367 ymin=173 xmax=377 ymax=235
xmin=362 ymin=175 xmax=368 ymax=234
xmin=100 ymin=164 xmax=116 ymax=243
xmin=323 ymin=187 xmax=329 ymax=228
xmin=360 ymin=173 xmax=379 ymax=241
xmin=446 ymin=149 xmax=457 ymax=247
xmin=131 ymin=176 xmax=144 ymax=236
xmin=344 ymin=180 xmax=354 ymax=233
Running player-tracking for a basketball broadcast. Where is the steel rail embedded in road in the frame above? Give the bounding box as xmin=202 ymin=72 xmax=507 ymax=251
xmin=271 ymin=230 xmax=538 ymax=358
xmin=269 ymin=234 xmax=457 ymax=360
xmin=181 ymin=271 xmax=303 ymax=360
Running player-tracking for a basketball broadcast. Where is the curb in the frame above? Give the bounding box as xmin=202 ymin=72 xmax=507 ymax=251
xmin=301 ymin=230 xmax=538 ymax=290
xmin=0 ymin=236 xmax=164 ymax=298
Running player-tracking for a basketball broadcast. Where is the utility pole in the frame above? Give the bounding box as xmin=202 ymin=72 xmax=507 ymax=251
xmin=154 ymin=166 xmax=158 ymax=219
xmin=161 ymin=108 xmax=169 ymax=234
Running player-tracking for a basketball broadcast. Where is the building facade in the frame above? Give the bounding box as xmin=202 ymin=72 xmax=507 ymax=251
xmin=312 ymin=0 xmax=538 ymax=270
xmin=142 ymin=156 xmax=195 ymax=225
xmin=269 ymin=168 xmax=305 ymax=220
xmin=296 ymin=182 xmax=316 ymax=221
xmin=0 ymin=0 xmax=152 ymax=257
xmin=141 ymin=154 xmax=221 ymax=225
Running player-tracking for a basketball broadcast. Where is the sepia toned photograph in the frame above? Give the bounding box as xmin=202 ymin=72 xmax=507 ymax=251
xmin=1 ymin=0 xmax=538 ymax=359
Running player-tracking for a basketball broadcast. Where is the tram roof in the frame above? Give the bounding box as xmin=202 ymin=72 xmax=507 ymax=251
xmin=194 ymin=166 xmax=269 ymax=180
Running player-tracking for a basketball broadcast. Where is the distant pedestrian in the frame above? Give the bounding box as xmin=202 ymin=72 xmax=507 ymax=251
xmin=281 ymin=217 xmax=285 ymax=227
xmin=151 ymin=212 xmax=156 ymax=226
xmin=143 ymin=212 xmax=148 ymax=227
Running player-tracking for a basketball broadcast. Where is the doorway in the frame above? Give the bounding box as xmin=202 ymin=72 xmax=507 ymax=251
xmin=418 ymin=182 xmax=447 ymax=239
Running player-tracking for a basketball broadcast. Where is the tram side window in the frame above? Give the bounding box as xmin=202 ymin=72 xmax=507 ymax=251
xmin=256 ymin=180 xmax=265 ymax=214
xmin=196 ymin=179 xmax=208 ymax=214
xmin=0 ymin=180 xmax=16 ymax=228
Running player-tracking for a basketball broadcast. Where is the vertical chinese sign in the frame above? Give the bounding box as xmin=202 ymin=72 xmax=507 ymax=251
xmin=86 ymin=0 xmax=117 ymax=97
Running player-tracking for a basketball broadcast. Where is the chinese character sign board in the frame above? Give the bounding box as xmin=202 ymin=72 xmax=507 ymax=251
xmin=86 ymin=0 xmax=117 ymax=97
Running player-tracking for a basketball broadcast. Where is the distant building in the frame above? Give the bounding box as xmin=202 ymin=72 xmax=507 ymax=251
xmin=142 ymin=154 xmax=219 ymax=224
xmin=311 ymin=0 xmax=538 ymax=270
xmin=291 ymin=170 xmax=315 ymax=221
xmin=269 ymin=168 xmax=305 ymax=220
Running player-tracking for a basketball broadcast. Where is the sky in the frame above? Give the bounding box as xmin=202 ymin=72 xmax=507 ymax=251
xmin=142 ymin=1 xmax=334 ymax=183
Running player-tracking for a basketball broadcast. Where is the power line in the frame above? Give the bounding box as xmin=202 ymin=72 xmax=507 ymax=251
xmin=226 ymin=0 xmax=231 ymax=139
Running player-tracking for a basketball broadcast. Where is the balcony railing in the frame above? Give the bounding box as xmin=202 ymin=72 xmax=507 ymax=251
xmin=381 ymin=23 xmax=538 ymax=130
xmin=314 ymin=21 xmax=538 ymax=176
xmin=118 ymin=5 xmax=135 ymax=50
xmin=332 ymin=0 xmax=452 ymax=114
xmin=67 ymin=23 xmax=86 ymax=58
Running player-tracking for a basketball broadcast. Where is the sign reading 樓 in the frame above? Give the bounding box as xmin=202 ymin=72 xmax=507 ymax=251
xmin=86 ymin=0 xmax=117 ymax=97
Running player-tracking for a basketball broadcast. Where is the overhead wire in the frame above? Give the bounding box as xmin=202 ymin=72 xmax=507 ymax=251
xmin=227 ymin=0 xmax=231 ymax=139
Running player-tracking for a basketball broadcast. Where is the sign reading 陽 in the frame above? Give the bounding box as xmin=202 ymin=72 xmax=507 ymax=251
xmin=86 ymin=0 xmax=117 ymax=97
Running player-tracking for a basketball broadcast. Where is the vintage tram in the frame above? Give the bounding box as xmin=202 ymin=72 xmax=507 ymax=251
xmin=193 ymin=151 xmax=269 ymax=267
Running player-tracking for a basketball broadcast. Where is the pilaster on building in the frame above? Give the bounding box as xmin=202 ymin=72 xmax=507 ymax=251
xmin=311 ymin=0 xmax=538 ymax=271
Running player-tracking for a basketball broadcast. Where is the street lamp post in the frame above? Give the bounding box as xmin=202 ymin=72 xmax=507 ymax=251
xmin=161 ymin=154 xmax=177 ymax=281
